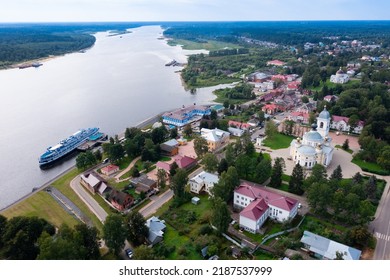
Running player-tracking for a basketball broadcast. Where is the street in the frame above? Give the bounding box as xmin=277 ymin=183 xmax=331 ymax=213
xmin=70 ymin=176 xmax=108 ymax=223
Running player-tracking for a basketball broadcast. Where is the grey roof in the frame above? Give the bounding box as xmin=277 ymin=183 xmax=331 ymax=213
xmin=304 ymin=131 xmax=323 ymax=142
xmin=300 ymin=231 xmax=361 ymax=260
xmin=297 ymin=145 xmax=316 ymax=156
xmin=163 ymin=139 xmax=179 ymax=147
xmin=190 ymin=171 xmax=219 ymax=185
xmin=146 ymin=216 xmax=166 ymax=244
xmin=318 ymin=107 xmax=331 ymax=119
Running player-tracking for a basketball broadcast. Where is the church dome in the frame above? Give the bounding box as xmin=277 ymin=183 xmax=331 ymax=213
xmin=297 ymin=145 xmax=316 ymax=156
xmin=336 ymin=67 xmax=345 ymax=75
xmin=304 ymin=130 xmax=323 ymax=142
xmin=318 ymin=106 xmax=330 ymax=119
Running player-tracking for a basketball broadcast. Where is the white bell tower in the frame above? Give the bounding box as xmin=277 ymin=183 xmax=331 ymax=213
xmin=317 ymin=106 xmax=331 ymax=138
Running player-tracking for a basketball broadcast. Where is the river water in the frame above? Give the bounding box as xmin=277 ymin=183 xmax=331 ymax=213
xmin=0 ymin=25 xmax=228 ymax=210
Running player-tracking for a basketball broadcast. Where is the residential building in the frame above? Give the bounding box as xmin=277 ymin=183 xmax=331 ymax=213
xmin=234 ymin=182 xmax=299 ymax=233
xmin=289 ymin=107 xmax=334 ymax=168
xmin=156 ymin=155 xmax=197 ymax=174
xmin=323 ymin=95 xmax=339 ymax=103
xmin=267 ymin=60 xmax=286 ymax=66
xmin=160 ymin=139 xmax=179 ymax=156
xmin=129 ymin=174 xmax=157 ymax=195
xmin=200 ymin=128 xmax=230 ymax=152
xmin=228 ymin=120 xmax=251 ymax=130
xmin=300 ymin=231 xmax=361 ymax=260
xmin=100 ymin=164 xmax=119 ymax=176
xmin=331 ymin=115 xmax=364 ymax=134
xmin=228 ymin=127 xmax=245 ymax=137
xmin=80 ymin=171 xmax=110 ymax=195
xmin=189 ymin=171 xmax=219 ymax=195
xmin=289 ymin=111 xmax=309 ymax=124
xmin=247 ymin=72 xmax=271 ymax=83
xmin=162 ymin=105 xmax=211 ymax=127
xmin=262 ymin=103 xmax=285 ymax=115
xmin=108 ymin=189 xmax=134 ymax=211
xmin=330 ymin=68 xmax=350 ymax=84
xmin=146 ymin=216 xmax=166 ymax=245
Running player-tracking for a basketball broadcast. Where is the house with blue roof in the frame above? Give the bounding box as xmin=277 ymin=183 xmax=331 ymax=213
xmin=300 ymin=231 xmax=361 ymax=260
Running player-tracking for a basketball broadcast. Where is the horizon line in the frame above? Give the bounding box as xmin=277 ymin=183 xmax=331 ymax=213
xmin=1 ymin=19 xmax=390 ymax=24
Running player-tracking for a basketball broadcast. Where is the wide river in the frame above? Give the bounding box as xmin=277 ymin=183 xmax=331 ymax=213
xmin=0 ymin=25 xmax=228 ymax=210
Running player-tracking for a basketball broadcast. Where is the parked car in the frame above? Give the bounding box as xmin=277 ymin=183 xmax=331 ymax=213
xmin=125 ymin=248 xmax=133 ymax=259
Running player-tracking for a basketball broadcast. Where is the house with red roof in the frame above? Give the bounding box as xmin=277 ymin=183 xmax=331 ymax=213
xmin=289 ymin=111 xmax=310 ymax=124
xmin=267 ymin=60 xmax=286 ymax=67
xmin=101 ymin=164 xmax=119 ymax=176
xmin=330 ymin=115 xmax=364 ymax=134
xmin=234 ymin=182 xmax=299 ymax=233
xmin=156 ymin=155 xmax=197 ymax=173
xmin=228 ymin=120 xmax=251 ymax=130
xmin=262 ymin=103 xmax=285 ymax=115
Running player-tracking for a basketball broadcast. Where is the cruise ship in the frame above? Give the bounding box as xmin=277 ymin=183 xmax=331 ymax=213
xmin=39 ymin=127 xmax=100 ymax=166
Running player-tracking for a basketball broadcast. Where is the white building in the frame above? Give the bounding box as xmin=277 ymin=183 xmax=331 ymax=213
xmin=228 ymin=127 xmax=245 ymax=137
xmin=189 ymin=171 xmax=219 ymax=195
xmin=234 ymin=183 xmax=299 ymax=233
xmin=289 ymin=107 xmax=334 ymax=168
xmin=200 ymin=128 xmax=230 ymax=151
xmin=331 ymin=115 xmax=364 ymax=134
xmin=330 ymin=68 xmax=350 ymax=84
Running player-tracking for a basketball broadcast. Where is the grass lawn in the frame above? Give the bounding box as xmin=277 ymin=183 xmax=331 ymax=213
xmin=281 ymin=174 xmax=291 ymax=183
xmin=1 ymin=191 xmax=79 ymax=229
xmin=335 ymin=145 xmax=353 ymax=154
xmin=213 ymin=92 xmax=249 ymax=105
xmin=51 ymin=168 xmax=104 ymax=232
xmin=163 ymin=224 xmax=200 ymax=260
xmin=352 ymin=158 xmax=389 ymax=175
xmin=167 ymin=38 xmax=241 ymax=51
xmin=263 ymin=133 xmax=295 ymax=150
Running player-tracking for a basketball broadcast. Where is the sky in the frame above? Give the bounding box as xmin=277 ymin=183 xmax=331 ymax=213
xmin=0 ymin=0 xmax=389 ymax=22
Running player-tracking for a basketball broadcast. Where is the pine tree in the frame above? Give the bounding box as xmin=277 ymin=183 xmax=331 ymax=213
xmin=289 ymin=163 xmax=304 ymax=195
xmin=269 ymin=157 xmax=285 ymax=189
xmin=330 ymin=165 xmax=343 ymax=181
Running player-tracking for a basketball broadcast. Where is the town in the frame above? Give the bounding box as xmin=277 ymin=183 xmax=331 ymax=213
xmin=1 ymin=21 xmax=389 ymax=261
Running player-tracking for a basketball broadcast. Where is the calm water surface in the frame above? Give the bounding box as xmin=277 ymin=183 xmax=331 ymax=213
xmin=0 ymin=25 xmax=228 ymax=209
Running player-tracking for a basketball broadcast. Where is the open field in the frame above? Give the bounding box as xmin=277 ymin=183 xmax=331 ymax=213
xmin=1 ymin=190 xmax=79 ymax=228
xmin=263 ymin=133 xmax=295 ymax=150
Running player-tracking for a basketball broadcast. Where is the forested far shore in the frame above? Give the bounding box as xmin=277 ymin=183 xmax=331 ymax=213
xmin=0 ymin=23 xmax=143 ymax=68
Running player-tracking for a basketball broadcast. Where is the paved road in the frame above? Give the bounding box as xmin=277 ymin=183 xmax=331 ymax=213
xmin=370 ymin=176 xmax=390 ymax=260
xmin=70 ymin=176 xmax=108 ymax=223
xmin=139 ymin=189 xmax=173 ymax=218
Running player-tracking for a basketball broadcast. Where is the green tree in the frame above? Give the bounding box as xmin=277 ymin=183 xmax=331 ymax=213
xmin=330 ymin=165 xmax=343 ymax=181
xmin=305 ymin=163 xmax=327 ymax=188
xmin=342 ymin=139 xmax=350 ymax=151
xmin=211 ymin=198 xmax=231 ymax=234
xmin=103 ymin=214 xmax=127 ymax=256
xmin=131 ymin=166 xmax=140 ymax=178
xmin=170 ymin=127 xmax=178 ymax=139
xmin=133 ymin=245 xmax=156 ymax=260
xmin=289 ymin=163 xmax=304 ymax=195
xmin=151 ymin=126 xmax=167 ymax=144
xmin=157 ymin=169 xmax=167 ymax=189
xmin=169 ymin=161 xmax=179 ymax=177
xmin=126 ymin=211 xmax=148 ymax=246
xmin=217 ymin=158 xmax=229 ymax=175
xmin=365 ymin=175 xmax=377 ymax=200
xmin=224 ymin=143 xmax=236 ymax=167
xmin=1 ymin=216 xmax=55 ymax=260
xmin=265 ymin=120 xmax=278 ymax=140
xmin=307 ymin=182 xmax=332 ymax=214
xmin=183 ymin=124 xmax=193 ymax=137
xmin=346 ymin=226 xmax=373 ymax=247
xmin=212 ymin=166 xmax=239 ymax=202
xmin=194 ymin=136 xmax=209 ymax=158
xmin=170 ymin=168 xmax=188 ymax=200
xmin=210 ymin=109 xmax=218 ymax=120
xmin=269 ymin=157 xmax=285 ymax=189
xmin=109 ymin=143 xmax=125 ymax=163
xmin=377 ymin=146 xmax=390 ymax=171
xmin=255 ymin=157 xmax=272 ymax=184
xmin=37 ymin=224 xmax=100 ymax=260
xmin=202 ymin=153 xmax=219 ymax=173
xmin=94 ymin=149 xmax=102 ymax=161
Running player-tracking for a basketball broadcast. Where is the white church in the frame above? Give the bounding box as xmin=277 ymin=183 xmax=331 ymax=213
xmin=289 ymin=106 xmax=334 ymax=169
